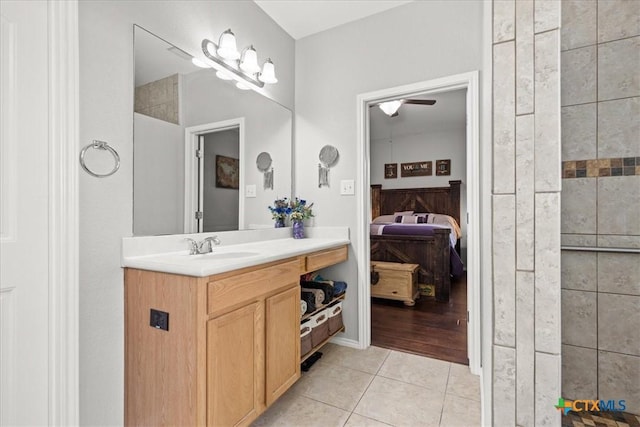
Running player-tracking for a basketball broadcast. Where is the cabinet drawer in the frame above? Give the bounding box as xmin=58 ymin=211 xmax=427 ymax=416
xmin=208 ymin=259 xmax=299 ymax=316
xmin=304 ymin=246 xmax=347 ymax=273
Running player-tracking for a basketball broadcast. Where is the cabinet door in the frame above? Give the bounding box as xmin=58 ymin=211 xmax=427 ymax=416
xmin=207 ymin=302 xmax=264 ymax=427
xmin=265 ymin=286 xmax=301 ymax=405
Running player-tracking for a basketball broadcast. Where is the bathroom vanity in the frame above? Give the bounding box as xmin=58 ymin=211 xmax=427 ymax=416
xmin=122 ymin=230 xmax=348 ymax=426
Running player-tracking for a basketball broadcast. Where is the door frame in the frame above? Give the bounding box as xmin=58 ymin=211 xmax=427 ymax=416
xmin=184 ymin=118 xmax=245 ymax=233
xmin=355 ymin=71 xmax=481 ymax=375
xmin=50 ymin=0 xmax=79 ymax=423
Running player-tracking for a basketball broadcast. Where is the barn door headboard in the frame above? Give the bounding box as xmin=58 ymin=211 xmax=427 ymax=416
xmin=370 ymin=180 xmax=462 ymax=226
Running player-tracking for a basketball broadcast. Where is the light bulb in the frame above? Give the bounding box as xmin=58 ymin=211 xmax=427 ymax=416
xmin=217 ymin=29 xmax=240 ymax=61
xmin=379 ymin=100 xmax=403 ymax=116
xmin=191 ymin=57 xmax=209 ymax=68
xmin=258 ymin=59 xmax=278 ymax=84
xmin=215 ymin=70 xmax=234 ymax=80
xmin=240 ymin=45 xmax=261 ymax=74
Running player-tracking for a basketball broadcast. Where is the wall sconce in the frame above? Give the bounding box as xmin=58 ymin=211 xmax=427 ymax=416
xmin=197 ymin=29 xmax=278 ymax=89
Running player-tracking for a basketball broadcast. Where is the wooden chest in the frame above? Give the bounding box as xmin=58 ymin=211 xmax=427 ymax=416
xmin=370 ymin=261 xmax=420 ymax=306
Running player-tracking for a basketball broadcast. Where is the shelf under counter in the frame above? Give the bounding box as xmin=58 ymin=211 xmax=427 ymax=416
xmin=301 ymin=326 xmax=345 ymax=363
xmin=301 ymin=293 xmax=346 ymax=322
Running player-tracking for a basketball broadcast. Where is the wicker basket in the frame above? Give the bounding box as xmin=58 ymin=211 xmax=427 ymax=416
xmin=300 ymin=321 xmax=312 ymax=357
xmin=309 ymin=309 xmax=329 ymax=347
xmin=327 ymin=301 xmax=344 ymax=335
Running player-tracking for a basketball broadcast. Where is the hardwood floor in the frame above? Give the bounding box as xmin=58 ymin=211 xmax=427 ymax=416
xmin=371 ymin=273 xmax=468 ymax=365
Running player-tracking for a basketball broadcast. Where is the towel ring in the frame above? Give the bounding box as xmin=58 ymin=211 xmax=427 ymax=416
xmin=79 ymin=140 xmax=120 ymax=178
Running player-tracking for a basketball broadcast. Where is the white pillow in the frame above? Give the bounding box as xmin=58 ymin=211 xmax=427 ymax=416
xmin=393 ymin=210 xmax=414 ymax=217
xmin=372 ymin=214 xmax=396 ymax=224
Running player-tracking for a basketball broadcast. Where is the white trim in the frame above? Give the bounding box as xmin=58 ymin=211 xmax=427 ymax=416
xmin=47 ymin=0 xmax=79 ymax=424
xmin=183 ymin=118 xmax=246 ymax=233
xmin=465 ymin=71 xmax=481 ymax=376
xmin=356 ymin=71 xmax=482 ymax=368
xmin=329 ymin=336 xmax=361 ymax=350
xmin=480 ymin=1 xmax=494 ymax=425
xmin=0 ymin=14 xmax=17 ymax=243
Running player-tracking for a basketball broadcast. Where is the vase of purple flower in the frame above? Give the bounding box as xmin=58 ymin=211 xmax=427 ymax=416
xmin=292 ymin=220 xmax=305 ymax=239
xmin=289 ymin=197 xmax=313 ymax=239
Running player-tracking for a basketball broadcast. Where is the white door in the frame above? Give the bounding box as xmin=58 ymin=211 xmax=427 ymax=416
xmin=0 ymin=1 xmax=50 ymax=424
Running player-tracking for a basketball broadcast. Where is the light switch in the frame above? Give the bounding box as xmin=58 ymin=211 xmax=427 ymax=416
xmin=245 ymin=184 xmax=256 ymax=198
xmin=340 ymin=179 xmax=355 ymax=195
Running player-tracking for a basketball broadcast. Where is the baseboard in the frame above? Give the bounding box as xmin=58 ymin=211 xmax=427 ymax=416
xmin=329 ymin=336 xmax=363 ymax=349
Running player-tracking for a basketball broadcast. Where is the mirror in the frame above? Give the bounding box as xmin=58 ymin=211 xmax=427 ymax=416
xmin=133 ymin=25 xmax=292 ymax=236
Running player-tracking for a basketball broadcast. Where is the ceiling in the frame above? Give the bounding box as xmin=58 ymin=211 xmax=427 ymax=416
xmin=135 ymin=26 xmax=200 ymax=86
xmin=254 ymin=0 xmax=414 ymax=40
xmin=370 ymin=89 xmax=467 ymax=141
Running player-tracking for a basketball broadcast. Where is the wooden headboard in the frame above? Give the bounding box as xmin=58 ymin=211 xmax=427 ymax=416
xmin=371 ymin=180 xmax=462 ymax=226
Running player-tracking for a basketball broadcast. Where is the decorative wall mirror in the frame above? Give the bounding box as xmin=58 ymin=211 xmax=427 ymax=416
xmin=256 ymin=151 xmax=273 ymax=190
xmin=132 ymin=25 xmax=293 ymax=236
xmin=318 ymin=144 xmax=339 ymax=187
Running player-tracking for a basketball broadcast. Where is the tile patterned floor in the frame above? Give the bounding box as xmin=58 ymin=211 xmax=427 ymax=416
xmin=252 ymin=344 xmax=481 ymax=427
xmin=561 ymin=410 xmax=640 ymax=427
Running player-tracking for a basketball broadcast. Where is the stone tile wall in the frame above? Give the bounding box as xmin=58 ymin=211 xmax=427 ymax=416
xmin=560 ymin=0 xmax=640 ymax=415
xmin=492 ymin=1 xmax=561 ymax=425
xmin=134 ymin=74 xmax=179 ymax=124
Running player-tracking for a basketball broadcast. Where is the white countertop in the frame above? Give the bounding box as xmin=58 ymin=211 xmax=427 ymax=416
xmin=121 ymin=227 xmax=349 ymax=277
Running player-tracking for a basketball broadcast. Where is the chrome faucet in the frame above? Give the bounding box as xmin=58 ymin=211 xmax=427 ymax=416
xmin=184 ymin=236 xmax=221 ymax=255
xmin=199 ymin=236 xmax=221 ymax=254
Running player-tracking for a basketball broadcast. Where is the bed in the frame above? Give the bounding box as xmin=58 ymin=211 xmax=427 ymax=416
xmin=370 ymin=181 xmax=463 ymax=302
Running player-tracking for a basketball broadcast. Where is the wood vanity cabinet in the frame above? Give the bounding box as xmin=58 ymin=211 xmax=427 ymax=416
xmin=124 ymin=244 xmax=348 ymax=426
xmin=125 ymin=258 xmax=300 ymax=427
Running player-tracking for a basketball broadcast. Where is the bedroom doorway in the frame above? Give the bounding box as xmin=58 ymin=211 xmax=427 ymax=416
xmin=356 ymin=72 xmax=481 ymax=374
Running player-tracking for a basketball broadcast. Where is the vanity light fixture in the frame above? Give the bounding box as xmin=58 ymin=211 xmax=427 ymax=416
xmin=239 ymin=45 xmax=261 ymax=74
xmin=216 ymin=29 xmax=240 ymax=60
xmin=199 ymin=29 xmax=278 ymax=89
xmin=259 ymin=59 xmax=278 ymax=84
xmin=191 ymin=57 xmax=209 ymax=68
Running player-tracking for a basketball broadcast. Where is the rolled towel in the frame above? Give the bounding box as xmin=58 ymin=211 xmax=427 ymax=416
xmin=332 ymin=281 xmax=347 ymax=296
xmin=301 ymin=291 xmax=316 ymax=314
xmin=301 ymin=281 xmax=334 ymax=303
xmin=301 ymin=287 xmax=325 ymax=306
xmin=300 ymin=300 xmax=307 ymax=318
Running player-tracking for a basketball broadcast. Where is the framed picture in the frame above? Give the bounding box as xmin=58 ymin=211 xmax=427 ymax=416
xmin=215 ymin=155 xmax=239 ymax=189
xmin=436 ymin=159 xmax=451 ymax=176
xmin=400 ymin=161 xmax=432 ymax=177
xmin=384 ymin=163 xmax=398 ymax=179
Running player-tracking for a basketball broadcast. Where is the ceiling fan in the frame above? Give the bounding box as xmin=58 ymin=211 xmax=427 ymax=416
xmin=370 ymin=99 xmax=436 ymax=117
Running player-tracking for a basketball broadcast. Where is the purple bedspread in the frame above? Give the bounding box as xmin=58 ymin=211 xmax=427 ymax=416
xmin=371 ymin=223 xmax=464 ymax=278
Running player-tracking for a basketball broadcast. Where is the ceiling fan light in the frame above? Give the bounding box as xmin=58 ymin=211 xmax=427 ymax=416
xmin=258 ymin=59 xmax=278 ymax=84
xmin=235 ymin=81 xmax=251 ymax=90
xmin=379 ymin=100 xmax=403 ymax=116
xmin=217 ymin=29 xmax=240 ymax=60
xmin=240 ymin=45 xmax=261 ymax=74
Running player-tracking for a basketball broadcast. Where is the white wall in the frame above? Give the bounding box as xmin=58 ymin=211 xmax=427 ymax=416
xmin=203 ymin=129 xmax=240 ymax=232
xmin=78 ymin=1 xmax=294 ymax=424
xmin=295 ymin=0 xmax=483 ymax=343
xmin=370 ymin=127 xmax=468 ymax=252
xmin=133 ymin=113 xmax=184 ymax=235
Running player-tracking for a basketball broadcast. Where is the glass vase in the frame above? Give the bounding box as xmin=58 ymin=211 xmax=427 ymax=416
xmin=274 ymin=217 xmax=285 ymax=228
xmin=292 ymin=220 xmax=305 ymax=239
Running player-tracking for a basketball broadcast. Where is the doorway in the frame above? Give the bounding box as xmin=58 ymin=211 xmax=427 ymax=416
xmin=356 ymin=72 xmax=481 ymax=375
xmin=184 ymin=118 xmax=245 ymax=233
xmin=369 ymin=88 xmax=469 ymax=364
xmin=198 ymin=128 xmax=240 ymax=232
